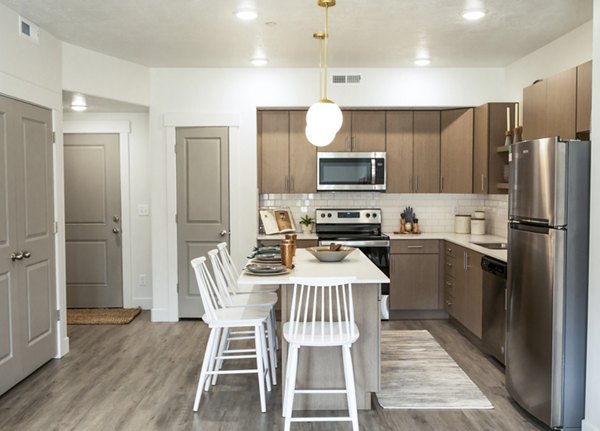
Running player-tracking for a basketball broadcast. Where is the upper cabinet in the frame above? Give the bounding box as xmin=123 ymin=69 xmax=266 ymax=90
xmin=386 ymin=111 xmax=441 ymax=193
xmin=258 ymin=110 xmax=316 ymax=194
xmin=473 ymin=103 xmax=514 ymax=194
xmin=440 ymin=108 xmax=474 ymax=193
xmin=319 ymin=110 xmax=386 ymax=152
xmin=523 ymin=61 xmax=591 ymax=141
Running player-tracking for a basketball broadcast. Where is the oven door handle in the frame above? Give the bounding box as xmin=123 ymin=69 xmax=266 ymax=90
xmin=319 ymin=240 xmax=390 ymax=247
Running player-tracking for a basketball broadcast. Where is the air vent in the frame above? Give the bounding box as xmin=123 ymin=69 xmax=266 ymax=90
xmin=19 ymin=17 xmax=39 ymax=42
xmin=331 ymin=74 xmax=362 ymax=85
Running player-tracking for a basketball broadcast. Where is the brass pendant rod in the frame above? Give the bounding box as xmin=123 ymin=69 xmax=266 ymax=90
xmin=323 ymin=5 xmax=329 ymax=100
xmin=319 ymin=38 xmax=324 ymax=100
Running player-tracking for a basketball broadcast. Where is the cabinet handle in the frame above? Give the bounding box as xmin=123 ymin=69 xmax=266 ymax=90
xmin=285 ymin=176 xmax=290 ymax=192
xmin=351 ymin=136 xmax=356 ymax=151
xmin=446 ymin=300 xmax=452 ymax=306
xmin=481 ymin=174 xmax=485 ymax=192
xmin=446 ymin=262 xmax=453 ymax=268
xmin=345 ymin=136 xmax=350 ymax=151
xmin=415 ymin=175 xmax=419 ymax=192
xmin=409 ymin=175 xmax=412 ymax=192
xmin=290 ymin=176 xmax=295 ymax=192
xmin=10 ymin=251 xmax=23 ymax=261
xmin=440 ymin=176 xmax=444 ymax=191
xmin=446 ymin=281 xmax=452 ymax=286
xmin=407 ymin=245 xmax=423 ymax=249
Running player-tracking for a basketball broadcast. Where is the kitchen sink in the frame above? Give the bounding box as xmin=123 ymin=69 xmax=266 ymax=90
xmin=471 ymin=242 xmax=508 ymax=250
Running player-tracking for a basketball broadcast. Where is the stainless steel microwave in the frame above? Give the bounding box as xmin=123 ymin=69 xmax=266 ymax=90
xmin=317 ymin=152 xmax=386 ymax=191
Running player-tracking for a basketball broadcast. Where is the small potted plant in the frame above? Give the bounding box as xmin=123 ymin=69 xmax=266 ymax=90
xmin=299 ymin=215 xmax=315 ymax=234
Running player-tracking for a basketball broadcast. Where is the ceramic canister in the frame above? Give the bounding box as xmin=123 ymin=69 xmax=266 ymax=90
xmin=471 ymin=218 xmax=486 ymax=235
xmin=472 ymin=210 xmax=485 ymax=220
xmin=454 ymin=215 xmax=471 ymax=234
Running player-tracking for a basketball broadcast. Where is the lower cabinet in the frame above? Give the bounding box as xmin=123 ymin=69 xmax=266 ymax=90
xmin=390 ymin=240 xmax=441 ymax=311
xmin=444 ymin=242 xmax=483 ymax=338
xmin=258 ymin=239 xmax=318 ymax=248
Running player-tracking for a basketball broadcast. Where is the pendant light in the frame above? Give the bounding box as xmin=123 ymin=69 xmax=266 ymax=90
xmin=305 ymin=0 xmax=343 ymax=147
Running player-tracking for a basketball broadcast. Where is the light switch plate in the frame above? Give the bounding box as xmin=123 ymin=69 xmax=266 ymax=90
xmin=138 ymin=204 xmax=150 ymax=216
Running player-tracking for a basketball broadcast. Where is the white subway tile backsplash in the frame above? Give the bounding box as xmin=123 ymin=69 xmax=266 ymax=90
xmin=259 ymin=193 xmax=509 ymax=238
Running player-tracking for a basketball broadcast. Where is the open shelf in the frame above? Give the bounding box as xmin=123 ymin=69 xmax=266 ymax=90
xmin=496 ymin=182 xmax=509 ymax=190
xmin=496 ymin=146 xmax=510 ymax=153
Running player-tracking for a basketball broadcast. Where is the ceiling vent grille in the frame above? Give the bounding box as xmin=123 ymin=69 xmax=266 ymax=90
xmin=19 ymin=17 xmax=39 ymax=42
xmin=331 ymin=74 xmax=362 ymax=85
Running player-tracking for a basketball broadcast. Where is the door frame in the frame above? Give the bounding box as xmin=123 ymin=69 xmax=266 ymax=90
xmin=160 ymin=113 xmax=239 ymax=321
xmin=62 ymin=120 xmax=133 ymax=308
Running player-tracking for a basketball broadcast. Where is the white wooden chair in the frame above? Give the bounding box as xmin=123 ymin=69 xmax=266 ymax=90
xmin=207 ymin=249 xmax=278 ymax=385
xmin=282 ymin=276 xmax=359 ymax=431
xmin=216 ymin=242 xmax=278 ymax=295
xmin=190 ymin=256 xmax=272 ymax=414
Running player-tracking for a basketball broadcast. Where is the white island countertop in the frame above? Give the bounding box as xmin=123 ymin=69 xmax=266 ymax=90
xmin=238 ymin=248 xmax=390 ymax=285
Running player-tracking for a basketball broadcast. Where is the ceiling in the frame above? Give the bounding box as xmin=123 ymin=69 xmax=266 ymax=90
xmin=0 ymin=0 xmax=593 ymax=68
xmin=62 ymin=91 xmax=149 ymax=113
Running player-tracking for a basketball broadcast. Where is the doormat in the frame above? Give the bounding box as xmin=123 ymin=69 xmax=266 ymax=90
xmin=376 ymin=330 xmax=493 ymax=409
xmin=67 ymin=307 xmax=142 ymax=325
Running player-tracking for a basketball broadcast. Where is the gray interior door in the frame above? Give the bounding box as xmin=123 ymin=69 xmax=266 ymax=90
xmin=0 ymin=95 xmax=56 ymax=396
xmin=176 ymin=127 xmax=229 ymax=318
xmin=64 ymin=134 xmax=122 ymax=307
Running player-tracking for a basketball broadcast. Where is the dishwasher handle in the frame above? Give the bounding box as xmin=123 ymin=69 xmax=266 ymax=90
xmin=481 ymin=255 xmax=507 ymax=280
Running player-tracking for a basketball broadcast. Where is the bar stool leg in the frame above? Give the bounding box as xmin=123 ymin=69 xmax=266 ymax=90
xmin=283 ymin=345 xmax=299 ymax=431
xmin=254 ymin=325 xmax=267 ymax=413
xmin=342 ymin=345 xmax=359 ymax=431
xmin=211 ymin=327 xmax=229 ymax=385
xmin=266 ymin=316 xmax=277 ymax=385
xmin=259 ymin=322 xmax=272 ymax=391
xmin=204 ymin=327 xmax=222 ymax=391
xmin=193 ymin=328 xmax=218 ymax=412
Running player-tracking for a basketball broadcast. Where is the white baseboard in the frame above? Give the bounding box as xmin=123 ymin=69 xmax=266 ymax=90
xmin=132 ymin=298 xmax=152 ymax=310
xmin=151 ymin=307 xmax=177 ymax=322
xmin=583 ymin=419 xmax=600 ymax=431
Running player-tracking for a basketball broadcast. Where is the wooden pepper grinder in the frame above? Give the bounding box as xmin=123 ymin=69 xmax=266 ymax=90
xmin=413 ymin=218 xmax=420 ymax=234
xmin=400 ymin=213 xmax=406 ymax=233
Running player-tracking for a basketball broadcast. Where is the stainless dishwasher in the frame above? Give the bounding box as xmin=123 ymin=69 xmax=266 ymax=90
xmin=481 ymin=256 xmax=507 ymax=365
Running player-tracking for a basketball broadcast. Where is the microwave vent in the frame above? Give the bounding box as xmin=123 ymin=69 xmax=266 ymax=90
xmin=331 ymin=74 xmax=362 ymax=85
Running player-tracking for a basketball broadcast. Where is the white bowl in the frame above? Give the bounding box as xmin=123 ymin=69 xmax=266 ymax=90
xmin=306 ymin=246 xmax=355 ymax=262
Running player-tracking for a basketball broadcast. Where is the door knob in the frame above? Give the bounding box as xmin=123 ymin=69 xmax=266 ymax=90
xmin=220 ymin=230 xmax=228 ymax=236
xmin=113 ymin=227 xmax=120 ymax=234
xmin=113 ymin=215 xmax=120 ymax=222
xmin=23 ymin=251 xmax=31 ymax=259
xmin=10 ymin=252 xmax=23 ymax=261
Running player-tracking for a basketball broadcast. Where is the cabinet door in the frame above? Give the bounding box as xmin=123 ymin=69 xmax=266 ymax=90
xmin=386 ymin=111 xmax=413 ymax=193
xmin=546 ymin=68 xmax=576 ymax=140
xmin=413 ymin=111 xmax=440 ymax=193
xmin=440 ymin=108 xmax=474 ymax=193
xmin=319 ymin=110 xmax=352 ymax=152
xmin=522 ymin=80 xmax=547 ymax=141
xmin=473 ymin=104 xmax=489 ymax=194
xmin=390 ymin=253 xmax=440 ymax=310
xmin=351 ymin=111 xmax=386 ymax=152
xmin=576 ymin=61 xmax=592 ymax=133
xmin=289 ymin=111 xmax=316 ymax=192
xmin=260 ymin=111 xmax=290 ymax=193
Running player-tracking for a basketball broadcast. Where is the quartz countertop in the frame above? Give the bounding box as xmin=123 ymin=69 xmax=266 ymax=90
xmin=238 ymin=248 xmax=390 ymax=285
xmin=257 ymin=232 xmax=507 ymax=262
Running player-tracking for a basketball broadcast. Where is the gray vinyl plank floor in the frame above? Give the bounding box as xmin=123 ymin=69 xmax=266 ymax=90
xmin=0 ymin=312 xmax=545 ymax=430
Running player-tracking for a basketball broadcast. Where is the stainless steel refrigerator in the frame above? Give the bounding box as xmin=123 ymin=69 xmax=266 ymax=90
xmin=507 ymin=137 xmax=590 ymax=430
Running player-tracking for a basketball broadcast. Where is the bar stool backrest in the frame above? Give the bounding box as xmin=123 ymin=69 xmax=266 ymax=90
xmin=207 ymin=249 xmax=235 ymax=306
xmin=190 ymin=256 xmax=226 ymax=321
xmin=216 ymin=242 xmax=240 ymax=294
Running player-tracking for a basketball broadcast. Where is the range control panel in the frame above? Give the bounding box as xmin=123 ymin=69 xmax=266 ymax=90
xmin=315 ymin=208 xmax=382 ymax=224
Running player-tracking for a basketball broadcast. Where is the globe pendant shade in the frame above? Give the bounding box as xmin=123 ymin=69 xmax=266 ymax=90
xmin=305 ymin=123 xmax=336 ymax=147
xmin=305 ymin=101 xmax=343 ymax=147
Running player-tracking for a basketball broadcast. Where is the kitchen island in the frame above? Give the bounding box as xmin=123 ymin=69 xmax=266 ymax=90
xmin=239 ymin=248 xmax=389 ymax=410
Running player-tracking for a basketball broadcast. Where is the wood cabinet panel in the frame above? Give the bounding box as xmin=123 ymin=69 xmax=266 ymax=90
xmin=473 ymin=104 xmax=489 ymax=194
xmin=390 ymin=253 xmax=439 ymax=311
xmin=522 ymin=79 xmax=547 ymax=141
xmin=319 ymin=110 xmax=352 ymax=152
xmin=440 ymin=108 xmax=474 ymax=193
xmin=352 ymin=111 xmax=386 ymax=152
xmin=413 ymin=111 xmax=440 ymax=193
xmin=260 ymin=111 xmax=289 ymax=193
xmin=577 ymin=60 xmax=592 ymax=133
xmin=289 ymin=111 xmax=317 ymax=193
xmin=386 ymin=111 xmax=413 ymax=193
xmin=391 ymin=239 xmax=439 ymax=254
xmin=546 ymin=68 xmax=576 ymax=140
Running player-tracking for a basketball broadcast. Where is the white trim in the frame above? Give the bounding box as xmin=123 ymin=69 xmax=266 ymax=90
xmin=157 ymin=112 xmax=240 ymax=322
xmin=583 ymin=420 xmax=600 ymax=431
xmin=62 ymin=120 xmax=133 ymax=308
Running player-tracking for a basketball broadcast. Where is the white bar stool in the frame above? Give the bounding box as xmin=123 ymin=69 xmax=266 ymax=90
xmin=190 ymin=256 xmax=272 ymax=414
xmin=282 ymin=276 xmax=359 ymax=431
xmin=217 ymin=242 xmax=278 ymax=295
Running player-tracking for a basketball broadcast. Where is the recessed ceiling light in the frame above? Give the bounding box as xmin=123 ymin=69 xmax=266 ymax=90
xmin=414 ymin=57 xmax=431 ymax=66
xmin=235 ymin=8 xmax=258 ymax=21
xmin=462 ymin=9 xmax=486 ymax=20
xmin=71 ymin=103 xmax=87 ymax=112
xmin=251 ymin=57 xmax=268 ymax=67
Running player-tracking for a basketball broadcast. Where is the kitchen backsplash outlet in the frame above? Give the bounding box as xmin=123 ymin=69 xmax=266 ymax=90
xmin=259 ymin=193 xmax=508 ymax=238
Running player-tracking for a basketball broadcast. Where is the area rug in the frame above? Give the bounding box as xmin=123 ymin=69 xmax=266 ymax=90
xmin=67 ymin=307 xmax=142 ymax=325
xmin=376 ymin=329 xmax=493 ymax=409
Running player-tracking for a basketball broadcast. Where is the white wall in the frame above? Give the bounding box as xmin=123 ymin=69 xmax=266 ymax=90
xmin=583 ymin=3 xmax=600 ymax=431
xmin=505 ymin=20 xmax=593 ymax=104
xmin=148 ymin=66 xmax=506 ymax=320
xmin=64 ymin=112 xmax=152 ymax=309
xmin=62 ymin=42 xmax=150 ymax=106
